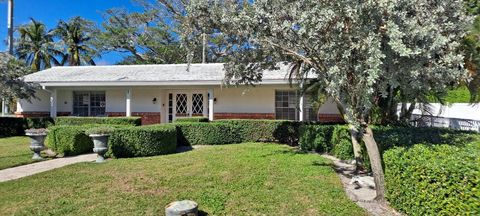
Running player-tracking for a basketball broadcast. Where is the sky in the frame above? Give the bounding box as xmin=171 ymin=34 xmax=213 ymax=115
xmin=0 ymin=0 xmax=144 ymax=65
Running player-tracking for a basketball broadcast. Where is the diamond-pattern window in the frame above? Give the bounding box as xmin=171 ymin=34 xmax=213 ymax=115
xmin=176 ymin=94 xmax=188 ymax=116
xmin=192 ymin=94 xmax=204 ymax=115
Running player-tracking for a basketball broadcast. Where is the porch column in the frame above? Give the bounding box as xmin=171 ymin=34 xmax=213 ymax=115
xmin=50 ymin=89 xmax=57 ymax=118
xmin=299 ymin=94 xmax=304 ymax=122
xmin=208 ymin=89 xmax=214 ymax=121
xmin=126 ymin=88 xmax=132 ymax=117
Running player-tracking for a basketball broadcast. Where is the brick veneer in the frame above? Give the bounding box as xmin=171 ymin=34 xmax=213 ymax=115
xmin=318 ymin=114 xmax=344 ymax=123
xmin=106 ymin=112 xmax=161 ymax=125
xmin=214 ymin=112 xmax=275 ymax=120
xmin=15 ymin=112 xmax=70 ymax=118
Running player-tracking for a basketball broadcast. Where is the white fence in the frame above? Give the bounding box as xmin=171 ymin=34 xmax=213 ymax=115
xmin=411 ymin=114 xmax=480 ymax=132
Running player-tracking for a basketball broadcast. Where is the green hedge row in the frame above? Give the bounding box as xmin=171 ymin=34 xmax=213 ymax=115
xmin=173 ymin=120 xmax=300 ymax=146
xmin=299 ymin=125 xmax=480 ymax=159
xmin=175 ymin=117 xmax=209 ymax=123
xmin=109 ymin=125 xmax=177 ymax=158
xmin=384 ymin=142 xmax=480 ymax=215
xmin=217 ymin=120 xmax=300 ymax=144
xmin=55 ymin=117 xmax=141 ymax=126
xmin=175 ymin=122 xmax=242 ymax=146
xmin=47 ymin=125 xmax=94 ymax=156
xmin=0 ymin=117 xmax=54 ymax=137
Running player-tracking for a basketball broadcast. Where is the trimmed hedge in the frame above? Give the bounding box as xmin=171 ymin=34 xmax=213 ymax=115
xmin=217 ymin=120 xmax=300 ymax=144
xmin=299 ymin=124 xmax=335 ymax=152
xmin=175 ymin=117 xmax=209 ymax=123
xmin=109 ymin=125 xmax=177 ymax=158
xmin=55 ymin=117 xmax=141 ymax=126
xmin=0 ymin=117 xmax=54 ymax=137
xmin=331 ymin=125 xmax=355 ymax=160
xmin=175 ymin=122 xmax=242 ymax=146
xmin=384 ymin=142 xmax=480 ymax=215
xmin=47 ymin=125 xmax=93 ymax=156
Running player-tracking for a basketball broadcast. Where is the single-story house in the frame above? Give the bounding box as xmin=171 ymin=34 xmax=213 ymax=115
xmin=16 ymin=63 xmax=343 ymax=124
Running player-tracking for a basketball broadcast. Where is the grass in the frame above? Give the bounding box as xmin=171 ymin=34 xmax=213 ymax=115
xmin=0 ymin=143 xmax=365 ymax=215
xmin=0 ymin=136 xmax=38 ymax=170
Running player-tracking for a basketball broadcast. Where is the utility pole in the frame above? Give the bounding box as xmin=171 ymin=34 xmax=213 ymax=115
xmin=2 ymin=0 xmax=14 ymax=116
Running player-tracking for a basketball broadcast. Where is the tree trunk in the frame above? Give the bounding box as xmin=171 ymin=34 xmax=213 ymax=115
xmin=362 ymin=126 xmax=386 ymax=202
xmin=349 ymin=125 xmax=363 ymax=170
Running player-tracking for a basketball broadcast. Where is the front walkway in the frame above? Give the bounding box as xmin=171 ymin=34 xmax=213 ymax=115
xmin=0 ymin=153 xmax=96 ymax=183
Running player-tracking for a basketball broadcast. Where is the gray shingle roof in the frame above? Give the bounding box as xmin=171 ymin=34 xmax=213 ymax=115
xmin=23 ymin=63 xmax=296 ymax=85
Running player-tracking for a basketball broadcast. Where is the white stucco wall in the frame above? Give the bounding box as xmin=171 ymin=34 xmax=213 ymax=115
xmin=17 ymin=89 xmax=50 ymax=112
xmin=318 ymin=98 xmax=340 ymax=114
xmin=105 ymin=89 xmax=126 ymax=113
xmin=132 ymin=89 xmax=164 ymax=113
xmin=213 ymin=85 xmax=293 ymax=113
xmin=57 ymin=89 xmax=73 ymax=113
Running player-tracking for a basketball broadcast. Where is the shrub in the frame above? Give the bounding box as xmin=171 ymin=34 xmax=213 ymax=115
xmin=216 ymin=119 xmax=300 ymax=144
xmin=299 ymin=124 xmax=335 ymax=152
xmin=175 ymin=122 xmax=242 ymax=146
xmin=175 ymin=117 xmax=209 ymax=123
xmin=384 ymin=142 xmax=480 ymax=215
xmin=55 ymin=117 xmax=141 ymax=126
xmin=0 ymin=117 xmax=54 ymax=137
xmin=109 ymin=125 xmax=177 ymax=158
xmin=331 ymin=125 xmax=355 ymax=160
xmin=47 ymin=125 xmax=94 ymax=156
xmin=85 ymin=126 xmax=114 ymax=135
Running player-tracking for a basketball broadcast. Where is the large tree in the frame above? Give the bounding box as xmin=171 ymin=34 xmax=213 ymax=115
xmin=16 ymin=19 xmax=62 ymax=71
xmin=54 ymin=16 xmax=98 ymax=66
xmin=182 ymin=0 xmax=469 ymax=201
xmin=95 ymin=9 xmax=189 ymax=64
xmin=0 ymin=53 xmax=36 ymax=101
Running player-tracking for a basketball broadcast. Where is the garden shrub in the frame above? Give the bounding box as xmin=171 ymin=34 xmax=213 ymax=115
xmin=331 ymin=125 xmax=355 ymax=160
xmin=109 ymin=125 xmax=177 ymax=157
xmin=384 ymin=142 xmax=480 ymax=215
xmin=0 ymin=117 xmax=54 ymax=137
xmin=175 ymin=122 xmax=242 ymax=146
xmin=216 ymin=119 xmax=300 ymax=145
xmin=47 ymin=125 xmax=94 ymax=156
xmin=175 ymin=117 xmax=209 ymax=123
xmin=55 ymin=117 xmax=141 ymax=126
xmin=298 ymin=124 xmax=335 ymax=152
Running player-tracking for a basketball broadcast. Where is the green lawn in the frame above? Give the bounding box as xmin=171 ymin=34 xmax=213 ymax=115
xmin=0 ymin=136 xmax=37 ymax=170
xmin=0 ymin=143 xmax=365 ymax=215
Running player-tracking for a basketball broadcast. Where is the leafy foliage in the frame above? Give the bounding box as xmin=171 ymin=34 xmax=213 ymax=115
xmin=109 ymin=125 xmax=177 ymax=158
xmin=16 ymin=19 xmax=63 ymax=71
xmin=175 ymin=117 xmax=209 ymax=123
xmin=384 ymin=142 xmax=480 ymax=215
xmin=46 ymin=125 xmax=93 ymax=156
xmin=54 ymin=16 xmax=98 ymax=66
xmin=299 ymin=124 xmax=335 ymax=152
xmin=217 ymin=119 xmax=300 ymax=145
xmin=0 ymin=117 xmax=53 ymax=137
xmin=174 ymin=122 xmax=242 ymax=146
xmin=55 ymin=117 xmax=141 ymax=126
xmin=0 ymin=53 xmax=37 ymax=101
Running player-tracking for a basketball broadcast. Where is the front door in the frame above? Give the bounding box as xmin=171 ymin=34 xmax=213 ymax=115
xmin=167 ymin=91 xmax=207 ymax=123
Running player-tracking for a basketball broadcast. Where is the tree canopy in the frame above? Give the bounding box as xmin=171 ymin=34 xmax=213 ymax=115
xmin=0 ymin=53 xmax=37 ymax=101
xmin=182 ymin=0 xmax=470 ymax=200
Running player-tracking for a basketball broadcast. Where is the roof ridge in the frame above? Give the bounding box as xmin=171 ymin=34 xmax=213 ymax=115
xmin=51 ymin=63 xmax=225 ymax=69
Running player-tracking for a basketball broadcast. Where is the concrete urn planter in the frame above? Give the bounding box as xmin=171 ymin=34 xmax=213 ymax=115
xmin=89 ymin=134 xmax=109 ymax=163
xmin=25 ymin=129 xmax=48 ymax=160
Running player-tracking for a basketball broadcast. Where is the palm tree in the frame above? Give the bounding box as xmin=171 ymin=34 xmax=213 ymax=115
xmin=54 ymin=16 xmax=98 ymax=66
xmin=16 ymin=18 xmax=62 ymax=72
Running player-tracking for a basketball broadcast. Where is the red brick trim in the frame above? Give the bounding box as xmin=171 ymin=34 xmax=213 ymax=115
xmin=318 ymin=114 xmax=344 ymax=123
xmin=106 ymin=112 xmax=161 ymax=125
xmin=214 ymin=112 xmax=275 ymax=120
xmin=15 ymin=112 xmax=70 ymax=118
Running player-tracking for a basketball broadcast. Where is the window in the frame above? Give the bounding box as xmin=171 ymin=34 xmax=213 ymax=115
xmin=176 ymin=93 xmax=188 ymax=116
xmin=192 ymin=93 xmax=204 ymax=116
xmin=275 ymin=90 xmax=298 ymax=120
xmin=73 ymin=91 xmax=106 ymax=116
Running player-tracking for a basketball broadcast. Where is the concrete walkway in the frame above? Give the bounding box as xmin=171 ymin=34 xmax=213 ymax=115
xmin=321 ymin=154 xmax=402 ymax=216
xmin=0 ymin=153 xmax=96 ymax=183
